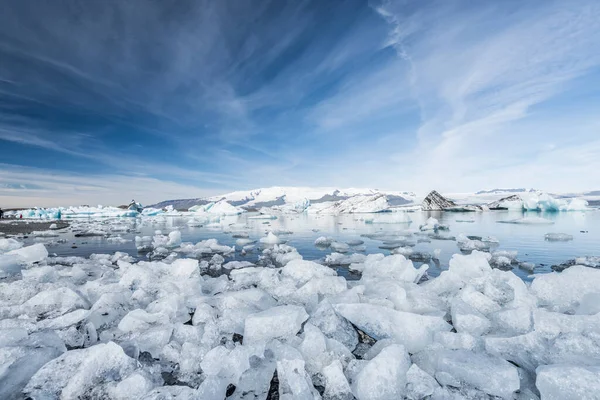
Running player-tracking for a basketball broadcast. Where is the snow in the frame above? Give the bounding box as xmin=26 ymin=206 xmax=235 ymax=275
xmin=307 ymin=194 xmax=391 ymax=214
xmin=190 ymin=200 xmax=244 ymax=216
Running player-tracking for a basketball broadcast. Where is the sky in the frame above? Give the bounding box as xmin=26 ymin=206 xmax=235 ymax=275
xmin=1 ymin=0 xmax=599 ymax=207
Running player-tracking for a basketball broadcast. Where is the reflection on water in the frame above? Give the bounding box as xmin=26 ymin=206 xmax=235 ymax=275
xmin=26 ymin=209 xmax=600 ymax=282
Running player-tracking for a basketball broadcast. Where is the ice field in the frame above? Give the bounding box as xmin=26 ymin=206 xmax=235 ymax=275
xmin=0 ymin=207 xmax=599 ymax=399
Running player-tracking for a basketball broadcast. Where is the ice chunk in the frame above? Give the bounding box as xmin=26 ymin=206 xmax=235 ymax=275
xmin=330 ymin=242 xmax=350 ymax=253
xmin=450 ymin=298 xmax=491 ymax=336
xmin=576 ymin=293 xmax=600 ymax=315
xmin=544 ymin=233 xmax=573 ymax=242
xmin=311 ymin=301 xmax=359 ymax=351
xmin=118 ymin=309 xmax=168 ymax=333
xmin=0 ymin=254 xmax=22 ymax=278
xmin=530 ymin=265 xmax=600 ymax=313
xmin=353 ymin=344 xmax=411 ymax=400
xmin=0 ymin=238 xmax=23 ymax=253
xmin=280 ymin=259 xmax=336 ymax=285
xmin=110 ymin=372 xmax=154 ymax=400
xmin=322 ymin=360 xmax=353 ymax=400
xmin=169 ymin=258 xmax=199 ymax=278
xmin=419 ymin=217 xmax=440 ymax=231
xmin=24 ymin=341 xmax=137 ymax=399
xmin=21 ymin=287 xmax=89 ymax=319
xmin=7 ymin=243 xmax=48 ymax=263
xmin=498 ymin=216 xmax=554 ymax=225
xmin=244 ymin=305 xmax=309 ymax=344
xmin=277 ymin=358 xmax=321 ymax=399
xmin=260 ymin=232 xmax=282 ymax=244
xmin=405 ymin=364 xmax=439 ymax=399
xmin=167 ymin=230 xmax=182 ymax=246
xmin=0 ymin=331 xmax=66 ymax=398
xmin=433 ymin=350 xmax=520 ymax=399
xmin=536 ymin=364 xmax=600 ymax=400
xmin=248 ymin=214 xmax=277 ymax=220
xmin=334 ymin=303 xmax=451 ymax=353
xmin=223 ymin=261 xmax=255 ymax=270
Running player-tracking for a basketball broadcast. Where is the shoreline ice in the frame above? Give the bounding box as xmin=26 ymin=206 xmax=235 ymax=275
xmin=1 ymin=224 xmax=599 ymax=399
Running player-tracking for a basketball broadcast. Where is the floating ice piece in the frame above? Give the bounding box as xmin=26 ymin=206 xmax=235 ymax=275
xmin=31 ymin=230 xmax=59 ymax=237
xmin=324 ymin=252 xmax=367 ymax=266
xmin=365 ymin=212 xmax=411 ymax=224
xmin=243 ymin=305 xmax=309 ymax=343
xmin=564 ymin=198 xmax=589 ymax=211
xmin=498 ymin=216 xmax=554 ymax=225
xmin=346 ymin=239 xmax=364 ymax=246
xmin=314 ymin=236 xmax=334 ymax=247
xmin=456 ymin=234 xmax=490 ymax=252
xmin=167 ymin=230 xmax=181 ymax=247
xmin=544 ymin=233 xmax=573 ymax=242
xmin=334 ymin=303 xmax=451 ymax=353
xmin=536 ymin=364 xmax=600 ymax=400
xmin=7 ymin=243 xmax=48 ymax=263
xmin=248 ymin=214 xmax=277 ymax=220
xmin=259 ymin=232 xmax=282 ymax=244
xmin=353 ymin=344 xmax=411 ymax=400
xmin=419 ymin=217 xmax=440 ymax=231
xmin=330 ymin=242 xmax=350 ymax=253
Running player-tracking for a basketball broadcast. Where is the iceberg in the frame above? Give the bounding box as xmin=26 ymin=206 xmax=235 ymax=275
xmin=190 ymin=200 xmax=244 ymax=216
xmin=498 ymin=216 xmax=554 ymax=225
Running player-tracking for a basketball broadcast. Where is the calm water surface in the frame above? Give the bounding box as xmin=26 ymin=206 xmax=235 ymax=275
xmin=23 ymin=209 xmax=600 ymax=282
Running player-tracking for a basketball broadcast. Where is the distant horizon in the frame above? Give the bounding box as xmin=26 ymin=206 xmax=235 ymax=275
xmin=1 ymin=185 xmax=598 ymax=209
xmin=2 ymin=0 xmax=600 ymax=208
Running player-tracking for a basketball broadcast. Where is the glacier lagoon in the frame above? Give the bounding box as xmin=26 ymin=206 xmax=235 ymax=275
xmin=1 ymin=207 xmax=600 ymax=399
xmin=12 ymin=208 xmax=599 ymax=281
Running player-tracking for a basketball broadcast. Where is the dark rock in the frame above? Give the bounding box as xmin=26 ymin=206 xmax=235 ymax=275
xmin=226 ymin=384 xmax=236 ymax=397
xmin=266 ymin=370 xmax=279 ymax=400
xmin=421 ymin=190 xmax=457 ymax=211
xmin=233 ymin=333 xmax=243 ymax=344
xmin=488 ymin=195 xmax=522 ymax=210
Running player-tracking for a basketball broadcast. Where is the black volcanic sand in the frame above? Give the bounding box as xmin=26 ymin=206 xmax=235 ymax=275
xmin=0 ymin=220 xmax=70 ymax=235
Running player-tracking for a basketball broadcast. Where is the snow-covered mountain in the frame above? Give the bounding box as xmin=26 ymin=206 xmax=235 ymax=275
xmin=150 ymin=187 xmax=417 ymax=210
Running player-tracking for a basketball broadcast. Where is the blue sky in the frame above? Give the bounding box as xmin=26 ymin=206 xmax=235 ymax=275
xmin=1 ymin=0 xmax=599 ymax=207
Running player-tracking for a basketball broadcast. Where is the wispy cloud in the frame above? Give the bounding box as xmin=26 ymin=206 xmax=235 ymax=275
xmin=0 ymin=164 xmax=218 ymax=208
xmin=0 ymin=0 xmax=599 ymax=203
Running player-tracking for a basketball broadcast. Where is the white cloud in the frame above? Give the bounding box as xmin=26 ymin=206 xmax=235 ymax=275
xmin=0 ymin=164 xmax=218 ymax=208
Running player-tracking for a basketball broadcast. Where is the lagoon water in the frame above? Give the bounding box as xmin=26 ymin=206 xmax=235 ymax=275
xmin=22 ymin=209 xmax=599 ymax=281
